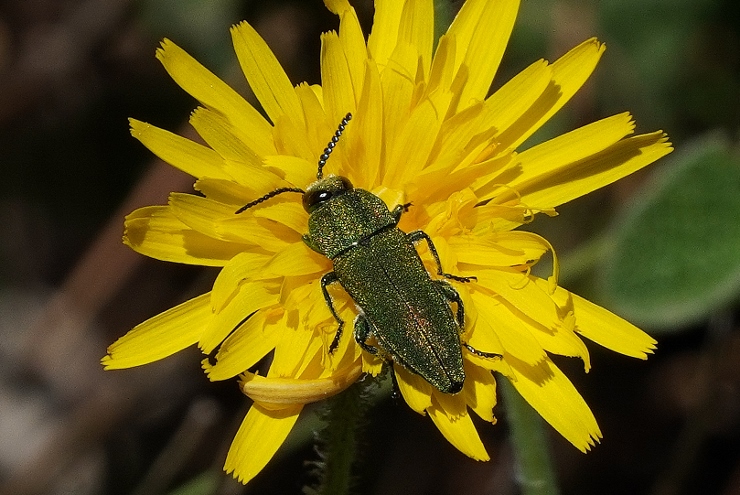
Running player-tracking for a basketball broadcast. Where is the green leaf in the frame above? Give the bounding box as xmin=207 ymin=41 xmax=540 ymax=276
xmin=603 ymin=135 xmax=740 ymax=331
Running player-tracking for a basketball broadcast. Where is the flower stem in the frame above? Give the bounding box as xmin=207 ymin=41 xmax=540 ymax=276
xmin=500 ymin=378 xmax=560 ymax=495
xmin=308 ymin=379 xmax=374 ymax=495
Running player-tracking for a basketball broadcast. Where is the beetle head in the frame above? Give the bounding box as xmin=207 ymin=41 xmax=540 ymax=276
xmin=302 ymin=175 xmax=354 ymax=213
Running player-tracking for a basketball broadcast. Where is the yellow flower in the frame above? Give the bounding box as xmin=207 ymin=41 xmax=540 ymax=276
xmin=102 ymin=0 xmax=671 ymax=485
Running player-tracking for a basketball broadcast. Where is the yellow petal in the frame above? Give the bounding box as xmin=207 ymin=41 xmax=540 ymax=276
xmin=211 ymin=251 xmax=272 ymax=313
xmin=426 ymin=101 xmax=485 ymax=169
xmin=273 ymin=113 xmax=317 ymax=163
xmin=463 ymin=361 xmax=497 ymax=423
xmin=124 ymin=206 xmax=249 ymax=266
xmin=518 ymin=131 xmax=672 ymax=209
xmin=428 ymin=396 xmax=489 ymax=461
xmin=433 ymin=386 xmax=468 ymax=420
xmin=168 ymin=193 xmax=235 ymax=241
xmin=102 ymin=293 xmax=211 ymax=369
xmin=481 ymin=59 xmax=552 ymax=139
xmin=395 ymin=366 xmax=433 ymax=414
xmin=447 ymin=0 xmax=520 ymax=110
xmin=239 ymin=359 xmax=362 ymax=406
xmin=383 ymin=99 xmax=441 ymax=186
xmin=155 ymin=39 xmax=274 ymax=157
xmin=470 ymin=289 xmax=547 ymax=365
xmin=218 ymin=215 xmax=300 ymax=251
xmin=543 ymin=281 xmax=657 ymax=359
xmin=498 ymin=38 xmax=606 ymax=150
xmin=231 ymin=21 xmax=303 ymax=127
xmin=251 ymin=201 xmax=308 ymax=234
xmin=379 ymin=42 xmax=417 ymax=161
xmin=129 ymin=119 xmax=230 ymax=180
xmin=338 ymin=7 xmax=368 ymax=102
xmin=323 ymin=0 xmax=351 ymax=14
xmin=195 ymin=177 xmax=278 ymax=206
xmin=188 ymin=107 xmax=264 ymax=179
xmin=474 ymin=270 xmax=562 ymax=334
xmin=519 ymin=308 xmax=591 ymax=372
xmin=263 ymin=155 xmax=317 ymax=189
xmin=398 ymin=0 xmax=434 ymax=76
xmin=367 ymin=0 xmax=405 ymax=68
xmin=428 ymin=33 xmax=456 ymax=94
xmin=348 ymin=60 xmax=384 ymax=187
xmin=362 ymin=352 xmax=384 ymax=376
xmin=504 ymin=113 xmax=636 ymax=197
xmin=263 ymin=241 xmax=329 ymax=277
xmin=505 ymin=357 xmax=602 ymax=452
xmin=450 ymin=231 xmax=550 ymax=268
xmin=199 ymin=281 xmax=279 ymax=353
xmin=321 ymin=31 xmax=357 ymax=128
xmin=224 ymin=403 xmax=302 ymax=485
xmin=465 ymin=315 xmax=505 ymax=362
xmin=269 ymin=287 xmax=322 ymax=377
xmin=205 ymin=310 xmax=280 ymax=380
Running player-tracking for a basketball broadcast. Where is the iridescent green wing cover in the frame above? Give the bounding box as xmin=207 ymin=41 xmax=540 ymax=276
xmin=332 ymin=226 xmax=465 ymax=393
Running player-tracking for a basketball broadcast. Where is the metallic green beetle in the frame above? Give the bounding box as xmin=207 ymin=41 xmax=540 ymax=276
xmin=237 ymin=114 xmax=497 ymax=394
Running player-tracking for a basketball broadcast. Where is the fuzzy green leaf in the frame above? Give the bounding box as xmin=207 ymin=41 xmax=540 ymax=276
xmin=603 ymin=135 xmax=740 ymax=330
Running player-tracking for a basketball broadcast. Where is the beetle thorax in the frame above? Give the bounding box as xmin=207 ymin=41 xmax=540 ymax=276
xmin=305 ymin=178 xmax=397 ymax=259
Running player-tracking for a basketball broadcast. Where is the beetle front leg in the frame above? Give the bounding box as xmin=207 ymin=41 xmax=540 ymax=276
xmin=320 ymin=272 xmax=344 ymax=354
xmin=303 ymin=233 xmax=323 ymax=255
xmin=407 ymin=230 xmax=476 ymax=283
xmin=390 ymin=202 xmax=413 ymax=224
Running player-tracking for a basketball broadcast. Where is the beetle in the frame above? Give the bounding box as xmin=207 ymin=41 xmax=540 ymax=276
xmin=236 ymin=113 xmax=498 ymax=394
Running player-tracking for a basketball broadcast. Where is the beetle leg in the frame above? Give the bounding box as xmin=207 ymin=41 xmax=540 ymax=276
xmin=302 ymin=233 xmax=323 ymax=254
xmin=434 ymin=280 xmax=465 ymax=330
xmin=320 ymin=272 xmax=344 ymax=354
xmin=406 ymin=230 xmax=476 ymax=283
xmin=390 ymin=202 xmax=413 ymax=224
xmin=353 ymin=314 xmax=379 ymax=355
xmin=462 ymin=342 xmax=503 ymax=360
xmin=388 ymin=363 xmax=401 ymax=400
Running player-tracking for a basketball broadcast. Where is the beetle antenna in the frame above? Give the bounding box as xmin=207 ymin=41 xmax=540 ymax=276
xmin=235 ymin=187 xmax=305 ymax=214
xmin=317 ymin=112 xmax=352 ymax=180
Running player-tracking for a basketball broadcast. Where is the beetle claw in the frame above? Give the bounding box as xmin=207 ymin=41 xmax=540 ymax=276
xmin=328 ymin=322 xmax=344 ymax=354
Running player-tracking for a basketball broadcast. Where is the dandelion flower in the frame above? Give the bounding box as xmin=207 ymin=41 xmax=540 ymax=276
xmin=103 ymin=0 xmax=671 ymax=484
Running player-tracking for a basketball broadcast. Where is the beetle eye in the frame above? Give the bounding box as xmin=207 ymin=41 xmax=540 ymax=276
xmin=303 ymin=190 xmax=332 ymax=213
xmin=302 ymin=176 xmax=354 ymax=213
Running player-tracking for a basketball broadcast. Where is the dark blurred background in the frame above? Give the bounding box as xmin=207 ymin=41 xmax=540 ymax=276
xmin=1 ymin=0 xmax=739 ymax=494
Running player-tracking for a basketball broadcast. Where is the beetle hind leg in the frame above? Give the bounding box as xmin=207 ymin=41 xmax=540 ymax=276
xmin=353 ymin=314 xmax=379 ymax=355
xmin=435 ymin=280 xmax=503 ymax=360
xmin=462 ymin=343 xmax=503 ymax=360
xmin=434 ymin=280 xmax=465 ymax=330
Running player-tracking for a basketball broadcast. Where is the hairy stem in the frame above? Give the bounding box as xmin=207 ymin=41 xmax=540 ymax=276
xmin=307 ymin=379 xmax=375 ymax=495
xmin=500 ymin=378 xmax=560 ymax=495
